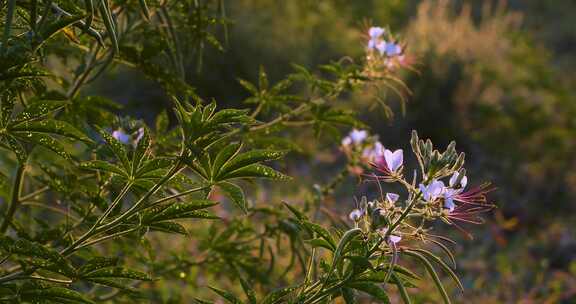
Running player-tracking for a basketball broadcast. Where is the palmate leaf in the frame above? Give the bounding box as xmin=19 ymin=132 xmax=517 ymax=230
xmin=0 ymin=237 xmax=75 ymax=277
xmin=211 ymin=143 xmax=242 ymax=178
xmin=303 ymin=222 xmax=336 ymax=250
xmin=83 ymin=266 xmax=151 ymax=281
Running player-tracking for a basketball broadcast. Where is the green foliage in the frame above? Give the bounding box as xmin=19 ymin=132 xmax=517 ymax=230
xmin=0 ymin=1 xmax=498 ymax=303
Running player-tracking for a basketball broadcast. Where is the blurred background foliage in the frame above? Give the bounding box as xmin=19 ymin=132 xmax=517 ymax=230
xmin=87 ymin=0 xmax=576 ymax=302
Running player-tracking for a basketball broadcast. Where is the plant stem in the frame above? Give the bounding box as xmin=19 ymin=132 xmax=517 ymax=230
xmin=0 ymin=164 xmax=26 ymax=233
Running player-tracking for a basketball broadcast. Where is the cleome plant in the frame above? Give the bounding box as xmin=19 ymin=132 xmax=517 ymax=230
xmin=0 ymin=1 xmax=495 ymax=303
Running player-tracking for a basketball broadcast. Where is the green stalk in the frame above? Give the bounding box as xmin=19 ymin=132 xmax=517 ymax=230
xmin=1 ymin=0 xmax=16 ymax=55
xmin=0 ymin=164 xmax=26 ymax=233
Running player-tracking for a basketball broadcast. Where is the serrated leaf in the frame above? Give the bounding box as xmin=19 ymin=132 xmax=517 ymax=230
xmin=221 ymin=164 xmax=290 ymax=181
xmin=218 ymin=182 xmax=247 ymax=214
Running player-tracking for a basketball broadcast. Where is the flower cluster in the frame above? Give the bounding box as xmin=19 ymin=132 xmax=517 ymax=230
xmin=341 ymin=129 xmax=403 ymax=176
xmin=348 ymin=131 xmax=495 ymax=252
xmin=365 ymin=26 xmax=408 ymax=73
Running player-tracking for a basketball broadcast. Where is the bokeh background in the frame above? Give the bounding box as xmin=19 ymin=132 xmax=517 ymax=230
xmin=91 ymin=0 xmax=576 ymax=302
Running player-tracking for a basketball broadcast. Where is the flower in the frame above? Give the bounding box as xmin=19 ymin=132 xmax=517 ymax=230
xmin=342 ymin=129 xmax=368 ymax=148
xmin=386 ymin=193 xmax=399 ymax=204
xmin=384 ymin=149 xmax=403 ymax=172
xmin=368 ymin=27 xmax=385 ymax=49
xmin=449 ymin=171 xmax=468 ymax=189
xmin=419 ymin=180 xmax=445 ymax=201
xmin=385 ymin=42 xmax=402 ymax=57
xmin=112 ymin=129 xmax=131 ymax=144
xmin=350 ymin=129 xmax=368 ymax=144
xmin=349 ymin=208 xmax=364 ymax=222
xmin=377 ymin=228 xmax=402 ymax=244
xmin=369 ymin=26 xmax=385 ymax=39
xmin=112 ymin=127 xmax=145 ymax=146
xmin=362 ymin=141 xmax=384 ymax=163
xmin=135 ymin=127 xmax=145 ymax=145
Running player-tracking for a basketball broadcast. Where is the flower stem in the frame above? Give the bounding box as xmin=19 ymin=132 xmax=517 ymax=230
xmin=0 ymin=164 xmax=26 ymax=233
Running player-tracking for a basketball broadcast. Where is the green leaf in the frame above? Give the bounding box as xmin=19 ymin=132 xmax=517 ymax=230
xmin=12 ymin=100 xmax=67 ymax=123
xmin=218 ymin=150 xmax=285 ymax=179
xmin=36 ymin=14 xmax=86 ymax=48
xmin=3 ymin=134 xmax=27 ymax=162
xmin=391 ymin=272 xmax=412 ymax=304
xmin=78 ymin=257 xmax=118 ymax=275
xmin=221 ymin=164 xmax=290 ymax=181
xmin=20 ymin=287 xmax=95 ymax=304
xmin=306 ymin=238 xmax=335 ymax=251
xmin=146 ymin=200 xmax=219 ymax=222
xmin=404 ymin=251 xmax=452 ymax=304
xmin=149 ymin=221 xmax=188 ymax=235
xmin=408 ymin=248 xmax=463 ymax=292
xmin=22 ymin=132 xmax=71 ymax=160
xmin=12 ymin=120 xmax=92 ymax=143
xmin=218 ymin=182 xmax=247 ymax=214
xmin=261 ymin=285 xmax=299 ymax=304
xmin=345 ymin=256 xmax=372 ymax=274
xmin=79 ymin=160 xmax=126 ymax=176
xmin=238 ymin=274 xmax=257 ymax=304
xmin=95 ymin=126 xmax=130 ymax=171
xmin=303 ymin=222 xmax=336 ymax=250
xmin=342 ymin=288 xmax=356 ymax=304
xmin=211 ymin=143 xmax=242 ymax=178
xmin=347 ymin=282 xmax=391 ymax=303
xmin=209 ymin=286 xmax=242 ymax=304
xmin=98 ymin=0 xmax=118 ymax=53
xmin=83 ymin=266 xmax=151 ymax=281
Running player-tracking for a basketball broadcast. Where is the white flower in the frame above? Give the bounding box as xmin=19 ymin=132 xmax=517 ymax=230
xmin=384 ymin=149 xmax=403 ymax=172
xmin=449 ymin=171 xmax=468 ymax=189
xmin=349 ymin=209 xmax=364 ymax=222
xmin=369 ymin=27 xmax=385 ymax=39
xmin=419 ymin=180 xmax=445 ymax=201
xmin=350 ymin=129 xmax=368 ymax=144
